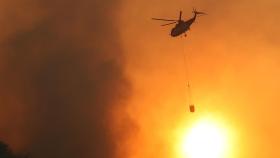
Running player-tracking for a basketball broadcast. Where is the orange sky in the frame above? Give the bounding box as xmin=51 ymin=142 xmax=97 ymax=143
xmin=0 ymin=0 xmax=279 ymax=157
xmin=119 ymin=0 xmax=280 ymax=157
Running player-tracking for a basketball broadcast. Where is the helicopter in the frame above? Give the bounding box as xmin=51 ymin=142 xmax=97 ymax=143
xmin=152 ymin=9 xmax=206 ymax=37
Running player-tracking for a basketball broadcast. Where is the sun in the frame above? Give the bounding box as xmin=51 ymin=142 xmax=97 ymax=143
xmin=176 ymin=117 xmax=230 ymax=158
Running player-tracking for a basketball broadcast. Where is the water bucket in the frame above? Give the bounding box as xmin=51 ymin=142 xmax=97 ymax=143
xmin=189 ymin=104 xmax=195 ymax=112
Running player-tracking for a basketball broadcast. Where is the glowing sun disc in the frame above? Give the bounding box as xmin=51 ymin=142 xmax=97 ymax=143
xmin=180 ymin=119 xmax=228 ymax=158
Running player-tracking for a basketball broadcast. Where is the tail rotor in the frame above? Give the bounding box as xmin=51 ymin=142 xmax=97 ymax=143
xmin=193 ymin=8 xmax=207 ymax=15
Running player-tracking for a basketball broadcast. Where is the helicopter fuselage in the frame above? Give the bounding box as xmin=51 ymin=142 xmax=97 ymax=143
xmin=171 ymin=16 xmax=196 ymax=37
xmin=152 ymin=10 xmax=205 ymax=37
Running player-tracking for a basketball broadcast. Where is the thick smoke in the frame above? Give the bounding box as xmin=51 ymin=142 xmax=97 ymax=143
xmin=0 ymin=0 xmax=132 ymax=158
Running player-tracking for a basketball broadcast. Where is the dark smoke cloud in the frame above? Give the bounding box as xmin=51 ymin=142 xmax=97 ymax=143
xmin=0 ymin=0 xmax=133 ymax=158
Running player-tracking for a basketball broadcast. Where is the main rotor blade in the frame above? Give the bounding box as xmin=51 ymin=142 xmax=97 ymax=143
xmin=179 ymin=11 xmax=182 ymax=21
xmin=161 ymin=22 xmax=177 ymax=26
xmin=152 ymin=18 xmax=177 ymax=22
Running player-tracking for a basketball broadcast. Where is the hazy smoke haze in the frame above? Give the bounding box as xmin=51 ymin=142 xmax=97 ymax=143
xmin=0 ymin=0 xmax=134 ymax=158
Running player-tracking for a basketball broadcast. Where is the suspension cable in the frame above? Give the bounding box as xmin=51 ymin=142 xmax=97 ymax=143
xmin=181 ymin=38 xmax=194 ymax=112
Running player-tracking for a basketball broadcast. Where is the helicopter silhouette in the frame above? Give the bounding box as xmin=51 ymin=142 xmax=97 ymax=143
xmin=152 ymin=9 xmax=206 ymax=37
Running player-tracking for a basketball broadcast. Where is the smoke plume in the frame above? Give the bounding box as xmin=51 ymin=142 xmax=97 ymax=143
xmin=0 ymin=0 xmax=133 ymax=158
